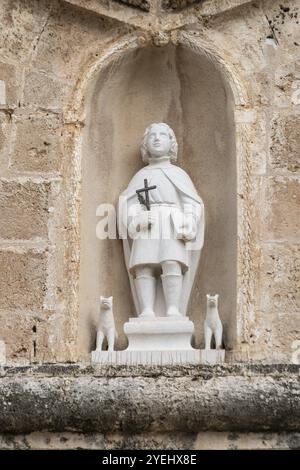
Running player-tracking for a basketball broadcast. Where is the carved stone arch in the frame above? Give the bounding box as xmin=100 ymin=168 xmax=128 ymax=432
xmin=63 ymin=31 xmax=254 ymax=361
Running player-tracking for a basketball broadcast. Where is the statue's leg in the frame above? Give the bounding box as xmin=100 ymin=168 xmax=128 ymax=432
xmin=161 ymin=261 xmax=183 ymax=317
xmin=214 ymin=322 xmax=223 ymax=350
xmin=204 ymin=325 xmax=212 ymax=350
xmin=107 ymin=328 xmax=115 ymax=352
xmin=134 ymin=266 xmax=156 ymax=318
xmin=96 ymin=330 xmax=104 ymax=351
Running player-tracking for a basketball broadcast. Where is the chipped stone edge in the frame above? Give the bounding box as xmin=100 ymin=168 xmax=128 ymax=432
xmin=0 ymin=363 xmax=299 ymax=434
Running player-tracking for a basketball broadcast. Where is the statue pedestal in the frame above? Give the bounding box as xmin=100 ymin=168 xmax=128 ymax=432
xmin=124 ymin=316 xmax=194 ymax=351
xmin=91 ymin=316 xmax=225 ymax=365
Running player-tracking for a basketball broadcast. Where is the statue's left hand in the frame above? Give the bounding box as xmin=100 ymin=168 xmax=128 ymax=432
xmin=175 ymin=214 xmax=197 ymax=242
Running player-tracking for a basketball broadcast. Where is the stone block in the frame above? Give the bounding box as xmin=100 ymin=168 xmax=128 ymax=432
xmin=259 ymin=243 xmax=300 ymax=314
xmin=0 ymin=179 xmax=50 ymax=239
xmin=23 ymin=71 xmax=70 ymax=111
xmin=10 ymin=114 xmax=63 ymax=172
xmin=270 ymin=114 xmax=300 ymax=172
xmin=0 ymin=250 xmax=47 ymax=309
xmin=0 ymin=0 xmax=51 ymax=64
xmin=0 ymin=310 xmax=51 ymax=363
xmin=32 ymin=2 xmax=117 ymax=80
xmin=274 ymin=60 xmax=300 ymax=108
xmin=0 ymin=364 xmax=299 ymax=435
xmin=0 ymin=112 xmax=11 ymax=164
xmin=262 ymin=2 xmax=300 ymax=55
xmin=259 ymin=176 xmax=300 ymax=242
xmin=0 ymin=62 xmax=19 ymax=108
xmin=271 ymin=311 xmax=300 ymax=359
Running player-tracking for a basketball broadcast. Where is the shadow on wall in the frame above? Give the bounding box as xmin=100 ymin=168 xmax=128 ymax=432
xmin=78 ymin=44 xmax=237 ymax=358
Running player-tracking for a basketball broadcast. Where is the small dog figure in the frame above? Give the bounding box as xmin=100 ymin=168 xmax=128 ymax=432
xmin=95 ymin=296 xmax=117 ymax=352
xmin=204 ymin=294 xmax=223 ymax=350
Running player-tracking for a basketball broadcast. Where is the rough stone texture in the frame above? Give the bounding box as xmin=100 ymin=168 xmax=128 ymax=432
xmin=0 ymin=310 xmax=51 ymax=362
xmin=0 ymin=365 xmax=299 ymax=439
xmin=259 ymin=244 xmax=300 ymax=314
xmin=10 ymin=113 xmax=63 ymax=173
xmin=22 ymin=71 xmax=71 ymax=112
xmin=0 ymin=180 xmax=51 ymax=239
xmin=270 ymin=114 xmax=300 ymax=172
xmin=258 ymin=176 xmax=300 ymax=242
xmin=162 ymin=0 xmax=201 ymax=11
xmin=0 ymin=249 xmax=47 ymax=309
xmin=1 ymin=431 xmax=300 ymax=450
xmin=117 ymin=0 xmax=150 ymax=12
xmin=0 ymin=61 xmax=20 ymax=108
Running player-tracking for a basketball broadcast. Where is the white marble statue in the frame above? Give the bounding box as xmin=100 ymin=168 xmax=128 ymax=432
xmin=95 ymin=296 xmax=117 ymax=352
xmin=204 ymin=294 xmax=223 ymax=350
xmin=118 ymin=123 xmax=205 ymax=318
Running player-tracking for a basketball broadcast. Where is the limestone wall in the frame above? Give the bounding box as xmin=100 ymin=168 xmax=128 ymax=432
xmin=0 ymin=0 xmax=299 ymax=365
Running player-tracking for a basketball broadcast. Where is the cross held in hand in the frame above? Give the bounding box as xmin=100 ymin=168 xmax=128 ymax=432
xmin=136 ymin=179 xmax=157 ymax=211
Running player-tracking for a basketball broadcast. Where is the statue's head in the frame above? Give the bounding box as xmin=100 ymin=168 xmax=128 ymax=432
xmin=100 ymin=296 xmax=113 ymax=310
xmin=141 ymin=123 xmax=178 ymax=163
xmin=206 ymin=294 xmax=219 ymax=308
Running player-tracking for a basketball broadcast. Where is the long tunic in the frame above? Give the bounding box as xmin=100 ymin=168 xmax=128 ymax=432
xmin=126 ymin=164 xmax=196 ymax=273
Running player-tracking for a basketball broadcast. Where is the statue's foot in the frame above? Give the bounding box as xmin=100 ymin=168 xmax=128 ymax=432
xmin=139 ymin=308 xmax=156 ymax=319
xmin=166 ymin=306 xmax=182 ymax=317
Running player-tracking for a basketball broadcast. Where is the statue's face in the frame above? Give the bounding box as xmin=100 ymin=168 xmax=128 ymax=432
xmin=146 ymin=124 xmax=172 ymax=158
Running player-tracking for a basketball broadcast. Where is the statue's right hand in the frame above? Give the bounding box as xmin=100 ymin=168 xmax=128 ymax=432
xmin=137 ymin=211 xmax=157 ymax=230
xmin=128 ymin=211 xmax=157 ymax=237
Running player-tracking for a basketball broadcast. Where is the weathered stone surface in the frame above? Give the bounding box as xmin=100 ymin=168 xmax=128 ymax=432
xmin=32 ymin=3 xmax=120 ymax=80
xmin=10 ymin=114 xmax=63 ymax=173
xmin=259 ymin=244 xmax=300 ymax=315
xmin=262 ymin=1 xmax=300 ymax=53
xmin=0 ymin=0 xmax=51 ymax=64
xmin=0 ymin=310 xmax=50 ymax=363
xmin=0 ymin=180 xmax=50 ymax=239
xmin=113 ymin=0 xmax=150 ymax=12
xmin=270 ymin=114 xmax=300 ymax=172
xmin=0 ymin=249 xmax=47 ymax=309
xmin=162 ymin=0 xmax=200 ymax=11
xmin=1 ymin=430 xmax=300 ymax=450
xmin=0 ymin=62 xmax=20 ymax=108
xmin=23 ymin=71 xmax=71 ymax=111
xmin=0 ymin=112 xmax=11 ymax=171
xmin=0 ymin=364 xmax=299 ymax=434
xmin=258 ymin=176 xmax=300 ymax=242
xmin=274 ymin=60 xmax=300 ymax=108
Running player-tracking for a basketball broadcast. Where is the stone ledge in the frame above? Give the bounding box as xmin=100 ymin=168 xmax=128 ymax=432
xmin=0 ymin=364 xmax=299 ymax=434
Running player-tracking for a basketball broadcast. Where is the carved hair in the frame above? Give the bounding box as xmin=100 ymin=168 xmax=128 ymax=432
xmin=141 ymin=123 xmax=178 ymax=163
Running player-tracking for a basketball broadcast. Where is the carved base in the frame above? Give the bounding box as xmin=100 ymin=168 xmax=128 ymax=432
xmin=91 ymin=349 xmax=225 ymax=365
xmin=91 ymin=317 xmax=225 ymax=365
xmin=124 ymin=316 xmax=195 ymax=351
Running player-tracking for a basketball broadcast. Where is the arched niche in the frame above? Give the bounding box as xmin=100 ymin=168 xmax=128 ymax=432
xmin=77 ymin=43 xmax=237 ymax=357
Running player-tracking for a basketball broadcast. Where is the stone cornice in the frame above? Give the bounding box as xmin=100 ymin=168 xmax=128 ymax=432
xmin=62 ymin=0 xmax=255 ymax=31
xmin=0 ymin=364 xmax=299 ymax=434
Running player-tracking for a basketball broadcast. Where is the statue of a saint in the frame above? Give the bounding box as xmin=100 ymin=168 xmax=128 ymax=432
xmin=118 ymin=123 xmax=205 ymax=319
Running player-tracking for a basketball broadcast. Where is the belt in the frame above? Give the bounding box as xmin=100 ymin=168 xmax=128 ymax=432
xmin=150 ymin=202 xmax=176 ymax=207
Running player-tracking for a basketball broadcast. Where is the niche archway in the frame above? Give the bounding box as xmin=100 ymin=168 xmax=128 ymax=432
xmin=77 ymin=41 xmax=237 ymax=357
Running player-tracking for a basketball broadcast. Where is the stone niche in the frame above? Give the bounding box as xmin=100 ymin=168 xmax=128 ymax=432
xmin=77 ymin=44 xmax=236 ymax=358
